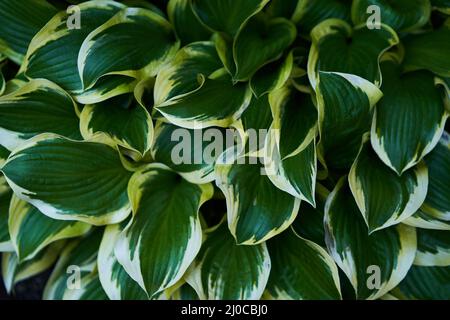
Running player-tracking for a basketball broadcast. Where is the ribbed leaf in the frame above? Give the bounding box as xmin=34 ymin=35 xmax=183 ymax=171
xmin=115 ymin=164 xmax=213 ymax=298
xmin=308 ymin=19 xmax=398 ymax=88
xmin=191 ymin=0 xmax=269 ymax=35
xmin=349 ymin=135 xmax=428 ymax=232
xmin=0 ymin=0 xmax=57 ymax=64
xmin=371 ymin=60 xmax=447 ymax=175
xmin=215 ymin=148 xmax=300 ymax=244
xmin=8 ymin=195 xmax=91 ymax=262
xmin=233 ymin=15 xmax=296 ymax=81
xmin=352 ymin=0 xmax=430 ymax=32
xmin=325 ymin=177 xmax=417 ymax=299
xmin=186 ymin=223 xmax=270 ymax=300
xmin=316 ymin=72 xmax=383 ymax=170
xmin=0 ymin=79 xmax=82 ymax=151
xmin=266 ymin=228 xmax=341 ymax=300
xmin=414 ymin=228 xmax=450 ymax=266
xmin=79 ymin=7 xmax=179 ymax=89
xmin=1 ymin=134 xmax=132 ymax=225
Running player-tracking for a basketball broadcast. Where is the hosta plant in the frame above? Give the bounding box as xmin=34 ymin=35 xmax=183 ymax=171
xmin=0 ymin=0 xmax=449 ymax=300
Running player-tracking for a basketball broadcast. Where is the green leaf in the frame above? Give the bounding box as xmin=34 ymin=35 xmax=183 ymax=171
xmin=325 ymin=177 xmax=417 ymax=299
xmin=0 ymin=0 xmax=57 ymax=64
xmin=115 ymin=164 xmax=213 ymax=298
xmin=0 ymin=79 xmax=82 ymax=151
xmin=63 ymin=269 xmax=108 ymax=300
xmin=431 ymin=0 xmax=450 ymax=13
xmin=266 ymin=228 xmax=342 ymax=300
xmin=79 ymin=7 xmax=179 ymax=89
xmin=392 ymin=265 xmax=450 ymax=299
xmin=349 ymin=135 xmax=428 ymax=232
xmin=191 ymin=0 xmax=270 ymax=35
xmin=8 ymin=195 xmax=91 ymax=262
xmin=186 ymin=222 xmax=270 ymax=300
xmin=1 ymin=134 xmax=132 ymax=225
xmin=215 ymin=148 xmax=300 ymax=244
xmin=414 ymin=228 xmax=450 ymax=266
xmin=250 ymin=51 xmax=293 ymax=98
xmin=168 ymin=0 xmax=211 ymax=45
xmin=292 ymin=0 xmax=351 ymax=33
xmin=233 ymin=15 xmax=296 ymax=81
xmin=421 ymin=132 xmax=450 ymax=221
xmin=316 ymin=72 xmax=383 ymax=170
xmin=43 ymin=229 xmax=103 ymax=300
xmin=371 ymin=60 xmax=448 ymax=175
xmin=98 ymin=222 xmax=148 ymax=300
xmin=405 ymin=209 xmax=450 ymax=231
xmin=20 ymin=1 xmax=126 ymax=94
xmin=80 ymin=93 xmax=153 ymax=158
xmin=265 ymin=0 xmax=299 ymax=19
xmin=308 ymin=19 xmax=399 ymax=88
xmin=351 ymin=0 xmax=431 ymax=32
xmin=265 ymin=87 xmax=318 ymax=205
xmin=403 ymin=23 xmax=450 ymax=77
xmin=0 ymin=189 xmax=12 ymax=251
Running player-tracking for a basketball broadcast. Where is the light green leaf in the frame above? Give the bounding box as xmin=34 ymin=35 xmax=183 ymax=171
xmin=316 ymin=72 xmax=383 ymax=170
xmin=1 ymin=134 xmax=132 ymax=225
xmin=215 ymin=148 xmax=300 ymax=245
xmin=0 ymin=189 xmax=12 ymax=252
xmin=349 ymin=135 xmax=428 ymax=232
xmin=186 ymin=222 xmax=270 ymax=300
xmin=405 ymin=209 xmax=450 ymax=231
xmin=63 ymin=268 xmax=108 ymax=300
xmin=371 ymin=60 xmax=448 ymax=175
xmin=233 ymin=15 xmax=296 ymax=81
xmin=8 ymin=195 xmax=91 ymax=262
xmin=325 ymin=177 xmax=417 ymax=299
xmin=0 ymin=0 xmax=57 ymax=64
xmin=98 ymin=222 xmax=148 ymax=300
xmin=79 ymin=7 xmax=179 ymax=89
xmin=191 ymin=0 xmax=270 ymax=35
xmin=351 ymin=0 xmax=430 ymax=32
xmin=308 ymin=19 xmax=399 ymax=88
xmin=115 ymin=164 xmax=213 ymax=298
xmin=0 ymin=79 xmax=82 ymax=151
xmin=266 ymin=228 xmax=342 ymax=300
xmin=414 ymin=228 xmax=450 ymax=266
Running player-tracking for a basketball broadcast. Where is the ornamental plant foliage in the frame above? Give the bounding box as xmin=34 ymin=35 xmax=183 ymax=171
xmin=0 ymin=0 xmax=449 ymax=301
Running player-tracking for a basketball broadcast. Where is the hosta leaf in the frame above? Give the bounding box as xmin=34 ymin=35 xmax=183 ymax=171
xmin=115 ymin=164 xmax=213 ymax=298
xmin=155 ymin=71 xmax=252 ymax=129
xmin=1 ymin=134 xmax=132 ymax=225
xmin=0 ymin=69 xmax=4 ymax=96
xmin=265 ymin=87 xmax=318 ymax=205
xmin=308 ymin=19 xmax=398 ymax=88
xmin=392 ymin=265 xmax=450 ymax=299
xmin=431 ymin=0 xmax=450 ymax=13
xmin=167 ymin=0 xmax=211 ymax=45
xmin=80 ymin=93 xmax=153 ymax=158
xmin=349 ymin=135 xmax=428 ymax=232
xmin=0 ymin=79 xmax=82 ymax=151
xmin=403 ymin=22 xmax=450 ymax=77
xmin=316 ymin=72 xmax=383 ymax=170
xmin=79 ymin=7 xmax=179 ymax=89
xmin=172 ymin=283 xmax=199 ymax=300
xmin=250 ymin=51 xmax=293 ymax=98
xmin=421 ymin=132 xmax=450 ymax=221
xmin=266 ymin=228 xmax=341 ymax=300
xmin=2 ymin=241 xmax=64 ymax=293
xmin=43 ymin=229 xmax=103 ymax=300
xmin=371 ymin=60 xmax=448 ymax=175
xmin=154 ymin=41 xmax=222 ymax=106
xmin=151 ymin=121 xmax=227 ymax=184
xmin=215 ymin=148 xmax=300 ymax=245
xmin=8 ymin=195 xmax=91 ymax=262
xmin=0 ymin=189 xmax=12 ymax=251
xmin=265 ymin=0 xmax=299 ymax=19
xmin=191 ymin=0 xmax=269 ymax=35
xmin=405 ymin=209 xmax=450 ymax=231
xmin=98 ymin=222 xmax=148 ymax=300
xmin=292 ymin=0 xmax=351 ymax=33
xmin=325 ymin=177 xmax=417 ymax=299
xmin=233 ymin=15 xmax=296 ymax=81
xmin=0 ymin=0 xmax=57 ymax=64
xmin=186 ymin=223 xmax=270 ymax=300
xmin=63 ymin=269 xmax=108 ymax=300
xmin=414 ymin=229 xmax=450 ymax=266
xmin=213 ymin=33 xmax=236 ymax=76
xmin=20 ymin=1 xmax=125 ymax=94
xmin=351 ymin=0 xmax=431 ymax=32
